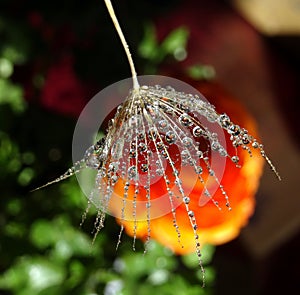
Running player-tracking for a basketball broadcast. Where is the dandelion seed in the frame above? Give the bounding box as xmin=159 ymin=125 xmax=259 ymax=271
xmin=76 ymin=80 xmax=278 ymax=285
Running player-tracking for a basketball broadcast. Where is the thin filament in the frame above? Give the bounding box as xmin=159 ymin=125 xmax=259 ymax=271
xmin=104 ymin=0 xmax=140 ymax=90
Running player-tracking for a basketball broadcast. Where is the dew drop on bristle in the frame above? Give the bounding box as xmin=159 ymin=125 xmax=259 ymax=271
xmin=179 ymin=113 xmax=193 ymax=127
xmin=165 ymin=131 xmax=177 ymax=144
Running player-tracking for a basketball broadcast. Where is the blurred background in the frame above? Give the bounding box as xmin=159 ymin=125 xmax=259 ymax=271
xmin=0 ymin=0 xmax=299 ymax=294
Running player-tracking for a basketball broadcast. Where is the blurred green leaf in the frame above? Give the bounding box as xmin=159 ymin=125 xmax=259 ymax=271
xmin=0 ymin=57 xmax=13 ymax=78
xmin=138 ymin=23 xmax=158 ymax=61
xmin=161 ymin=27 xmax=189 ymax=59
xmin=30 ymin=219 xmax=58 ymax=249
xmin=120 ymin=240 xmax=177 ymax=279
xmin=139 ymin=24 xmax=189 ymax=73
xmin=30 ymin=216 xmax=97 ymax=260
xmin=133 ymin=273 xmax=207 ymax=295
xmin=182 ymin=244 xmax=216 ymax=268
xmin=148 ymin=269 xmax=169 ymax=285
xmin=0 ymin=79 xmax=26 ymax=113
xmin=4 ymin=222 xmax=26 ymax=238
xmin=65 ymin=260 xmax=86 ymax=288
xmin=6 ymin=198 xmax=22 ymax=215
xmin=2 ymin=45 xmax=28 ymax=65
xmin=0 ymin=256 xmax=66 ymax=294
xmin=0 ymin=131 xmax=22 ymax=175
xmin=186 ymin=64 xmax=216 ymax=80
xmin=22 ymin=152 xmax=35 ymax=165
xmin=18 ymin=167 xmax=35 ymax=186
xmin=59 ymin=177 xmax=87 ymax=211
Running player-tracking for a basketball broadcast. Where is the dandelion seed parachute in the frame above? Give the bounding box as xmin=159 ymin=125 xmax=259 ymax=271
xmin=81 ymin=76 xmax=280 ymax=227
xmin=71 ymin=75 xmax=279 ymax=288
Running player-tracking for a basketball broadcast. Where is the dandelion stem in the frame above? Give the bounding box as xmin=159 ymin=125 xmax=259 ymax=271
xmin=104 ymin=0 xmax=140 ymax=90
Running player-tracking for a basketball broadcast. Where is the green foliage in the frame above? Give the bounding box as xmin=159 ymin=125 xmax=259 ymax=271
xmin=0 ymin=257 xmax=66 ymax=295
xmin=139 ymin=24 xmax=189 ymax=73
xmin=186 ymin=64 xmax=216 ymax=81
xmin=0 ymin=79 xmax=26 ymax=113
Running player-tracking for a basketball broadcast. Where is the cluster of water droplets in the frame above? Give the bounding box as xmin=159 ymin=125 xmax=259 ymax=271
xmin=33 ymin=82 xmax=280 ymax=286
xmin=78 ymin=84 xmax=280 ymax=282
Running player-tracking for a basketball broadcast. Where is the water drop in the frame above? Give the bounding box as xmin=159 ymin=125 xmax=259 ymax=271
xmin=242 ymin=134 xmax=250 ymax=145
xmin=182 ymin=137 xmax=193 ymax=147
xmin=160 ymin=149 xmax=168 ymax=158
xmin=148 ymin=128 xmax=157 ymax=140
xmin=138 ymin=142 xmax=147 ymax=152
xmin=158 ymin=119 xmax=168 ymax=131
xmin=179 ymin=113 xmax=193 ymax=127
xmin=128 ymin=166 xmax=137 ymax=180
xmin=211 ymin=141 xmax=220 ymax=151
xmin=175 ymin=179 xmax=182 ymax=186
xmin=231 ymin=156 xmax=239 ymax=163
xmin=183 ymin=196 xmax=190 ymax=204
xmin=129 ymin=149 xmax=137 ymax=158
xmin=111 ymin=175 xmax=118 ymax=184
xmin=108 ymin=162 xmax=119 ymax=172
xmin=140 ymin=163 xmax=149 ymax=172
xmin=229 ymin=124 xmax=241 ymax=136
xmin=138 ymin=133 xmax=145 ymax=140
xmin=156 ymin=141 xmax=164 ymax=150
xmin=195 ymin=166 xmax=203 ymax=174
xmin=196 ymin=150 xmax=203 ymax=158
xmin=165 ymin=131 xmax=177 ymax=144
xmin=188 ymin=210 xmax=194 ymax=217
xmin=98 ymin=167 xmax=106 ymax=177
xmin=193 ymin=126 xmax=204 ymax=137
xmin=156 ymin=168 xmax=163 ymax=176
xmin=84 ymin=146 xmax=100 ymax=169
xmin=219 ymin=113 xmax=231 ymax=128
xmin=181 ymin=150 xmax=189 ymax=159
xmin=218 ymin=148 xmax=227 ymax=157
